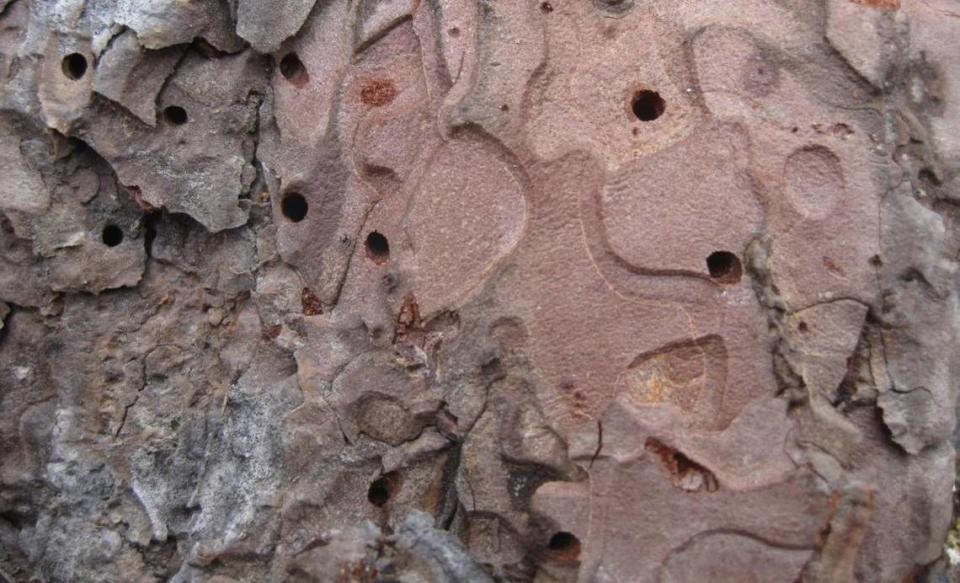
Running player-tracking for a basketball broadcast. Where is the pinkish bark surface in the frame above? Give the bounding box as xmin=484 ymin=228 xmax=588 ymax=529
xmin=0 ymin=1 xmax=959 ymax=582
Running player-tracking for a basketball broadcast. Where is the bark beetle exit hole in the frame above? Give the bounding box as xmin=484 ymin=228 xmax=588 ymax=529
xmin=630 ymin=89 xmax=665 ymax=122
xmin=101 ymin=224 xmax=123 ymax=247
xmin=365 ymin=231 xmax=390 ymax=263
xmin=706 ymin=251 xmax=742 ymax=284
xmin=163 ymin=106 xmax=188 ymax=125
xmin=62 ymin=53 xmax=88 ymax=80
xmin=281 ymin=192 xmax=308 ymax=222
xmin=547 ymin=531 xmax=581 ymax=564
xmin=367 ymin=471 xmax=402 ymax=506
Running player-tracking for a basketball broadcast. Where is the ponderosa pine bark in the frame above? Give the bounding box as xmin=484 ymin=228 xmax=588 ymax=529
xmin=1 ymin=1 xmax=959 ymax=582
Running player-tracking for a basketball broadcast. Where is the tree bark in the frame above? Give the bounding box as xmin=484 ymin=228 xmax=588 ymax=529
xmin=1 ymin=1 xmax=958 ymax=581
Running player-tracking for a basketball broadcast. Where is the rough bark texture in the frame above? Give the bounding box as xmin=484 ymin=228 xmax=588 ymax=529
xmin=1 ymin=1 xmax=959 ymax=582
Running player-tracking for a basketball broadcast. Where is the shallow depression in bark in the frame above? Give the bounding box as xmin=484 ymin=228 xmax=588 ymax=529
xmin=279 ymin=52 xmax=307 ymax=85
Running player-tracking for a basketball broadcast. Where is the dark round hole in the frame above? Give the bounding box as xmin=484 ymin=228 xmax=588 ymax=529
xmin=630 ymin=89 xmax=665 ymax=122
xmin=365 ymin=231 xmax=390 ymax=263
xmin=367 ymin=471 xmax=401 ymax=507
xmin=279 ymin=53 xmax=307 ymax=84
xmin=101 ymin=224 xmax=123 ymax=247
xmin=163 ymin=106 xmax=188 ymax=125
xmin=367 ymin=479 xmax=389 ymax=506
xmin=798 ymin=321 xmax=809 ymax=333
xmin=62 ymin=53 xmax=88 ymax=80
xmin=280 ymin=192 xmax=308 ymax=222
xmin=547 ymin=531 xmax=581 ymax=563
xmin=706 ymin=251 xmax=742 ymax=284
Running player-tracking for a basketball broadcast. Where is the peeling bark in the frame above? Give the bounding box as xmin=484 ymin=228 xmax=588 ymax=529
xmin=1 ymin=1 xmax=959 ymax=582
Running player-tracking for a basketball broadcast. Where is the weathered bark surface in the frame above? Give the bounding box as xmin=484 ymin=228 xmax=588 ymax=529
xmin=1 ymin=1 xmax=958 ymax=582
